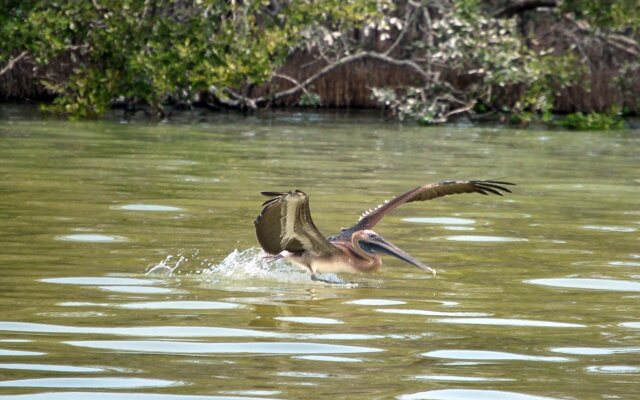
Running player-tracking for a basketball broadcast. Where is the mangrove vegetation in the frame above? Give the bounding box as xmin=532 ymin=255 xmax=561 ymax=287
xmin=1 ymin=0 xmax=638 ymax=128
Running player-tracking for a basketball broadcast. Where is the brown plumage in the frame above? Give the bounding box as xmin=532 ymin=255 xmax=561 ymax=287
xmin=254 ymin=180 xmax=514 ymax=281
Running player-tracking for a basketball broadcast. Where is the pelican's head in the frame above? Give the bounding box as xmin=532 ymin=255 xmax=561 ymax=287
xmin=354 ymin=230 xmax=436 ymax=276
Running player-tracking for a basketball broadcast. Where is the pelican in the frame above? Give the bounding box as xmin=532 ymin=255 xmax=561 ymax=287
xmin=254 ymin=180 xmax=514 ymax=282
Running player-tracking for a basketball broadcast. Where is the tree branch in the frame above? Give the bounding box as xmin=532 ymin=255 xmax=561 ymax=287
xmin=383 ymin=6 xmax=416 ymax=56
xmin=272 ymin=73 xmax=311 ymax=95
xmin=0 ymin=51 xmax=29 ymax=77
xmin=256 ymin=51 xmax=432 ymax=105
xmin=444 ymin=100 xmax=476 ymax=119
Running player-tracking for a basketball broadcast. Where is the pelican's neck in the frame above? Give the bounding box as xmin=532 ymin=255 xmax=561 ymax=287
xmin=350 ymin=235 xmax=381 ymax=264
xmin=350 ymin=235 xmax=367 ymax=258
xmin=326 ymin=239 xmax=381 ymax=273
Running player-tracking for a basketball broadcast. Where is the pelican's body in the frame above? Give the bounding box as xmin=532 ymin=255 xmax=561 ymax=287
xmin=283 ymin=235 xmax=383 ymax=274
xmin=254 ymin=180 xmax=514 ymax=281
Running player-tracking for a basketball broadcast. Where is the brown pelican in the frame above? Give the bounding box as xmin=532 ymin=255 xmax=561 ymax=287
xmin=254 ymin=180 xmax=514 ymax=282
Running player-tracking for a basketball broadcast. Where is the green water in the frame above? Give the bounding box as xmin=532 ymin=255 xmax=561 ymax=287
xmin=1 ymin=106 xmax=639 ymax=399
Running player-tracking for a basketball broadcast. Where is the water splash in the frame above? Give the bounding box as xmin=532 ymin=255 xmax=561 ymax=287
xmin=146 ymin=253 xmax=192 ymax=275
xmin=146 ymin=248 xmax=353 ymax=285
xmin=201 ymin=248 xmax=347 ymax=285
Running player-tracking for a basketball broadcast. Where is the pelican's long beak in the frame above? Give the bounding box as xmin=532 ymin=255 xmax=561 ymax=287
xmin=361 ymin=235 xmax=436 ymax=276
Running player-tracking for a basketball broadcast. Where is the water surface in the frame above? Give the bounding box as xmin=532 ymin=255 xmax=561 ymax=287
xmin=1 ymin=107 xmax=639 ymax=399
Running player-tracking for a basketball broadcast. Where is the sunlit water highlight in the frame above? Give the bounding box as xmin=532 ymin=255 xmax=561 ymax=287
xmin=422 ymin=350 xmax=570 ymax=362
xmin=397 ymin=389 xmax=562 ymax=400
xmin=115 ymin=204 xmax=183 ymax=212
xmin=55 ymin=234 xmax=128 ymax=243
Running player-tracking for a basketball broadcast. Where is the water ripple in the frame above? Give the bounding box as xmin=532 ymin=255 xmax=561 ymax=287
xmin=344 ymin=299 xmax=406 ymax=306
xmin=275 ymin=317 xmax=343 ymax=325
xmin=434 ymin=317 xmax=585 ymax=328
xmin=0 ymin=321 xmax=379 ymax=341
xmin=65 ymin=340 xmax=383 ymax=355
xmin=41 ymin=277 xmax=162 ymax=286
xmin=403 ymin=217 xmax=476 ymax=225
xmin=526 ymin=278 xmax=640 ymax=292
xmin=0 ymin=349 xmax=45 ymax=357
xmin=582 ymin=225 xmax=636 ymax=233
xmin=0 ymin=363 xmax=104 ymax=373
xmin=397 ymin=389 xmax=561 ymax=400
xmin=98 ymin=286 xmax=177 ymax=294
xmin=550 ymin=346 xmax=640 ymax=355
xmin=276 ymin=371 xmax=330 ymax=379
xmin=0 ymin=322 xmax=280 ymax=338
xmin=444 ymin=236 xmax=527 ymax=243
xmin=0 ymin=377 xmax=178 ymax=388
xmin=411 ymin=375 xmax=513 ymax=382
xmin=608 ymin=261 xmax=640 ymax=267
xmin=56 ymin=234 xmax=127 ymax=243
xmin=376 ymin=308 xmax=490 ymax=317
xmin=585 ymin=365 xmax=640 ymax=374
xmin=422 ymin=350 xmax=570 ymax=362
xmin=115 ymin=204 xmax=182 ymax=212
xmin=119 ymin=301 xmax=242 ymax=310
xmin=0 ymin=393 xmax=278 ymax=400
xmin=292 ymin=355 xmax=363 ymax=363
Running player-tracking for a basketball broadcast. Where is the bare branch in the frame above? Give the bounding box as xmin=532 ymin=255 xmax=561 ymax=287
xmin=0 ymin=51 xmax=29 ymax=77
xmin=272 ymin=73 xmax=311 ymax=95
xmin=444 ymin=100 xmax=476 ymax=118
xmin=224 ymin=88 xmax=257 ymax=110
xmin=563 ymin=15 xmax=640 ymax=57
xmin=255 ymin=51 xmax=432 ymax=105
xmin=91 ymin=0 xmax=105 ymax=12
xmin=383 ymin=6 xmax=416 ymax=57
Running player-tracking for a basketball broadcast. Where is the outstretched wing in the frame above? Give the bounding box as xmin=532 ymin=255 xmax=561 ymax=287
xmin=254 ymin=190 xmax=340 ymax=257
xmin=352 ymin=180 xmax=515 ymax=231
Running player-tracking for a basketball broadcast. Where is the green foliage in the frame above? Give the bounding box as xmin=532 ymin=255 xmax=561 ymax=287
xmin=1 ymin=0 xmax=636 ymax=128
xmin=557 ymin=107 xmax=625 ymax=130
xmin=1 ymin=0 xmax=389 ymax=117
xmin=370 ymin=0 xmax=633 ymax=130
xmin=561 ymin=0 xmax=640 ymax=30
xmin=299 ymin=92 xmax=321 ymax=107
xmin=371 ymin=0 xmax=536 ymax=123
xmin=512 ymin=52 xmax=585 ymax=124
